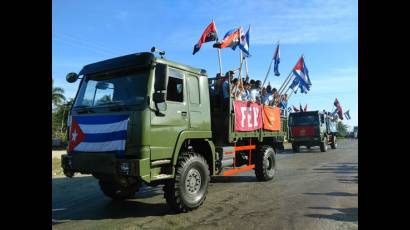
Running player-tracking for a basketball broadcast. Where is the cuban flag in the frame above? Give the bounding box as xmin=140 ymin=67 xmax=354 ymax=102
xmin=273 ymin=42 xmax=280 ymax=76
xmin=288 ymin=107 xmax=292 ymax=113
xmin=239 ymin=25 xmax=251 ymax=57
xmin=344 ymin=110 xmax=351 ymax=120
xmin=213 ymin=28 xmax=241 ymax=50
xmin=288 ymin=56 xmax=312 ymax=94
xmin=68 ymin=115 xmax=129 ymax=155
xmin=289 ymin=77 xmax=299 ymax=93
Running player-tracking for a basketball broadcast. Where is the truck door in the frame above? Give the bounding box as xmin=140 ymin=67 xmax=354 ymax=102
xmin=150 ymin=67 xmax=189 ymax=160
xmin=186 ymin=74 xmax=203 ymax=130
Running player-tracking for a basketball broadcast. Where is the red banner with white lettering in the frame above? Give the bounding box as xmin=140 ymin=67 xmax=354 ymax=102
xmin=234 ymin=100 xmax=263 ymax=131
xmin=262 ymin=106 xmax=281 ymax=131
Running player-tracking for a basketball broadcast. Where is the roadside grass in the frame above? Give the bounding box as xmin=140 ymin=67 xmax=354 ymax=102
xmin=52 ymin=158 xmax=63 ymax=177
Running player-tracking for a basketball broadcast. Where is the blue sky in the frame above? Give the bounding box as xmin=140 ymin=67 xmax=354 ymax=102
xmin=52 ymin=0 xmax=358 ymax=129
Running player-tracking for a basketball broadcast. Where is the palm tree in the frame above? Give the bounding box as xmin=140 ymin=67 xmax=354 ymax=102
xmin=52 ymin=79 xmax=66 ymax=107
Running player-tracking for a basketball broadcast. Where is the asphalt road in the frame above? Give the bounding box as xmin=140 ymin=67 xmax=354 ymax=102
xmin=52 ymin=139 xmax=358 ymax=230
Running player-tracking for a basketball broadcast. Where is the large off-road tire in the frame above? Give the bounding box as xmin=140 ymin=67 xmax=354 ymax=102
xmin=255 ymin=145 xmax=277 ymax=181
xmin=98 ymin=180 xmax=139 ymax=200
xmin=292 ymin=143 xmax=300 ymax=153
xmin=331 ymin=136 xmax=337 ymax=149
xmin=163 ymin=152 xmax=210 ymax=213
xmin=320 ymin=138 xmax=328 ymax=152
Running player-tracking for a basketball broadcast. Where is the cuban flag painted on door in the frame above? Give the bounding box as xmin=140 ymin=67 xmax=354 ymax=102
xmin=68 ymin=115 xmax=129 ymax=154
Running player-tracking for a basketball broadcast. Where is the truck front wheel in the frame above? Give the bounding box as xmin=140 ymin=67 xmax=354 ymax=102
xmin=163 ymin=152 xmax=210 ymax=213
xmin=255 ymin=145 xmax=277 ymax=181
xmin=98 ymin=180 xmax=139 ymax=200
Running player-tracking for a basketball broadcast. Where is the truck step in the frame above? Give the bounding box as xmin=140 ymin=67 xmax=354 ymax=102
xmin=151 ymin=159 xmax=171 ymax=166
xmin=152 ymin=174 xmax=173 ymax=180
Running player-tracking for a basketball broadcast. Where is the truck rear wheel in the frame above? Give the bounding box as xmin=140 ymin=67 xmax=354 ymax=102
xmin=255 ymin=145 xmax=277 ymax=181
xmin=98 ymin=180 xmax=139 ymax=200
xmin=163 ymin=152 xmax=210 ymax=213
xmin=331 ymin=136 xmax=337 ymax=149
xmin=292 ymin=143 xmax=300 ymax=153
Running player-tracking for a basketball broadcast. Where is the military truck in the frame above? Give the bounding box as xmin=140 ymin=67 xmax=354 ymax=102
xmin=61 ymin=50 xmax=286 ymax=212
xmin=288 ymin=111 xmax=337 ymax=152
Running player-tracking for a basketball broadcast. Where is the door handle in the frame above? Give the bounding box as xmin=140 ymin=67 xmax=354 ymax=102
xmin=181 ymin=111 xmax=187 ymax=116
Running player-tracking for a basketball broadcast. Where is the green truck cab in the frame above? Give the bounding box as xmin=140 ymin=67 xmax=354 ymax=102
xmin=288 ymin=111 xmax=337 ymax=152
xmin=61 ymin=50 xmax=286 ymax=212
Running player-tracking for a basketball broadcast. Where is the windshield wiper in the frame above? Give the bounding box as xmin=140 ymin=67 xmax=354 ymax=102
xmin=96 ymin=101 xmax=130 ymax=111
xmin=74 ymin=105 xmax=90 ymax=109
xmin=74 ymin=105 xmax=95 ymax=114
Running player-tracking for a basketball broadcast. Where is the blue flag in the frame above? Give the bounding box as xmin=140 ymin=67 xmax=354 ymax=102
xmin=273 ymin=42 xmax=280 ymax=76
xmin=239 ymin=25 xmax=251 ymax=57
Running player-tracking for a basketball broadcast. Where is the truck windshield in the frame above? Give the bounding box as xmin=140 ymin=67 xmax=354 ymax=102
xmin=289 ymin=115 xmax=319 ymax=126
xmin=74 ymin=70 xmax=148 ymax=108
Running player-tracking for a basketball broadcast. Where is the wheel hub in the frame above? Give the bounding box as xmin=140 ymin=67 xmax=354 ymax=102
xmin=185 ymin=168 xmax=202 ymax=194
xmin=264 ymin=156 xmax=273 ymax=170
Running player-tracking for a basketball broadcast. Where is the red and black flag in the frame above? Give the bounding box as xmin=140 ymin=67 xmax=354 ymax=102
xmin=334 ymin=98 xmax=344 ymax=120
xmin=213 ymin=28 xmax=241 ymax=49
xmin=193 ymin=20 xmax=218 ymax=55
xmin=304 ymin=104 xmax=308 ymax=112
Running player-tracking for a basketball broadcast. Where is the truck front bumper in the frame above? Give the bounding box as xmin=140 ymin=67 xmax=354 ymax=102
xmin=61 ymin=153 xmax=150 ymax=181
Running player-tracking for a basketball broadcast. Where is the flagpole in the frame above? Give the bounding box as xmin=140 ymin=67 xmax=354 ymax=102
xmin=239 ymin=50 xmax=243 ymax=81
xmin=262 ymin=41 xmax=280 ymax=88
xmin=278 ymin=54 xmax=303 ymax=95
xmin=262 ymin=51 xmax=274 ymax=88
xmin=278 ymin=71 xmax=294 ymax=95
xmin=287 ymin=89 xmax=295 ymax=100
xmin=217 ymin=48 xmax=222 ymax=75
xmin=234 ymin=50 xmax=245 ymax=99
xmin=282 ymin=78 xmax=296 ymax=95
xmin=245 ymin=57 xmax=249 ymax=78
xmin=213 ymin=19 xmax=223 ymax=75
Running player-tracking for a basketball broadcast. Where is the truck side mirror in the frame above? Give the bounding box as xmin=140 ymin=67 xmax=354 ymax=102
xmin=152 ymin=92 xmax=166 ymax=116
xmin=153 ymin=92 xmax=165 ymax=103
xmin=66 ymin=72 xmax=79 ymax=83
xmin=154 ymin=63 xmax=168 ymax=91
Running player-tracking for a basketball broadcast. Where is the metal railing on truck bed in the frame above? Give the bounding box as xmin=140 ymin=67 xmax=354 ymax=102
xmin=208 ymin=77 xmax=287 ymax=145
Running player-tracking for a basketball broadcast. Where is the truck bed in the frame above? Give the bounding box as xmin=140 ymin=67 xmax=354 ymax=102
xmin=210 ymin=95 xmax=287 ymax=146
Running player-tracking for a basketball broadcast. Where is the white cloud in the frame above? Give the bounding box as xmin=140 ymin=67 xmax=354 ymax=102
xmin=170 ymin=0 xmax=357 ymax=46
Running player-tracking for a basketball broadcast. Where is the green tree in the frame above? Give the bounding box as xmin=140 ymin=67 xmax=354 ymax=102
xmin=52 ymin=79 xmax=66 ymax=108
xmin=52 ymin=98 xmax=74 ymax=141
xmin=337 ymin=121 xmax=349 ymax=137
